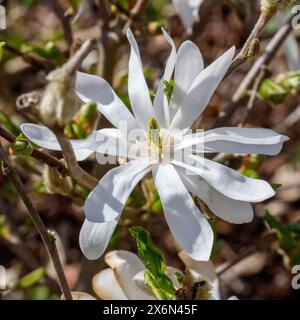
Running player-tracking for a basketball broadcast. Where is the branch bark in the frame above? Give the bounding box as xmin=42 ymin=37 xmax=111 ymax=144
xmin=55 ymin=130 xmax=98 ymax=190
xmin=0 ymin=141 xmax=72 ymax=300
xmin=214 ymin=14 xmax=295 ymax=128
xmin=0 ymin=125 xmax=68 ymax=176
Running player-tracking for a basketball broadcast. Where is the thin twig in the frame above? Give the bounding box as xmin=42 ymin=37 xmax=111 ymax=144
xmin=0 ymin=141 xmax=73 ymax=300
xmin=0 ymin=125 xmax=68 ymax=176
xmin=214 ymin=14 xmax=295 ymax=128
xmin=55 ymin=130 xmax=98 ymax=190
xmin=65 ymin=38 xmax=97 ymax=75
xmin=238 ymin=68 xmax=266 ymax=127
xmin=4 ymin=44 xmax=55 ymax=71
xmin=123 ymin=0 xmax=150 ymax=31
xmin=52 ymin=0 xmax=73 ymax=49
xmin=216 ymin=232 xmax=276 ymax=276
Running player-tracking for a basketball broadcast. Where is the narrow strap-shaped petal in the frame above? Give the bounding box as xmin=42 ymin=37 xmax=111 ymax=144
xmin=79 ymin=218 xmax=118 ymax=260
xmin=76 ymin=71 xmax=139 ymax=133
xmin=175 ymin=127 xmax=289 ymax=156
xmin=84 ymin=160 xmax=151 ymax=222
xmin=169 ymin=40 xmax=204 ymax=121
xmin=127 ymin=29 xmax=155 ymax=130
xmin=174 ymin=40 xmax=204 ymax=94
xmin=21 ymin=123 xmax=95 ymax=161
xmin=153 ymin=164 xmax=213 ymax=261
xmin=21 ymin=123 xmax=135 ymax=161
xmin=153 ymin=28 xmax=177 ymax=128
xmin=177 ymin=167 xmax=254 ymax=224
xmin=105 ymin=250 xmax=155 ymax=300
xmin=172 ymin=155 xmax=275 ymax=203
xmin=170 ymin=46 xmax=235 ymax=131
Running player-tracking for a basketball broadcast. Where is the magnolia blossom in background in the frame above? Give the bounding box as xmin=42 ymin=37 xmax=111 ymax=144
xmin=21 ymin=29 xmax=288 ymax=262
xmin=172 ymin=0 xmax=204 ymax=31
xmin=69 ymin=250 xmax=221 ymax=300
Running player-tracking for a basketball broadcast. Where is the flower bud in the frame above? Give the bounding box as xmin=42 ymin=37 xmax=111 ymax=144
xmin=79 ymin=101 xmax=97 ymax=122
xmin=10 ymin=134 xmax=33 ymax=156
xmin=40 ymin=67 xmax=79 ymax=128
xmin=43 ymin=163 xmax=73 ymax=196
xmin=261 ymin=0 xmax=295 ymax=16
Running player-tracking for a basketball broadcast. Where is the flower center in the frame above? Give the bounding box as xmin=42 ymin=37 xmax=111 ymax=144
xmin=145 ymin=118 xmax=175 ymax=164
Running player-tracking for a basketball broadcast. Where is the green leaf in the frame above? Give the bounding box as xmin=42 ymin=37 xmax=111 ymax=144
xmin=264 ymin=210 xmax=294 ymax=250
xmin=0 ymin=111 xmax=21 ymax=136
xmin=144 ymin=271 xmax=174 ymax=300
xmin=258 ymin=79 xmax=288 ymax=103
xmin=16 ymin=268 xmax=46 ymax=289
xmin=129 ymin=226 xmax=176 ymax=300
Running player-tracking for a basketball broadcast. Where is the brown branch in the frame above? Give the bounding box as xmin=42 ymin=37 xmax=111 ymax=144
xmin=238 ymin=68 xmax=266 ymax=127
xmin=123 ymin=0 xmax=150 ymax=30
xmin=55 ymin=130 xmax=98 ymax=190
xmin=52 ymin=0 xmax=73 ymax=49
xmin=4 ymin=44 xmax=55 ymax=71
xmin=216 ymin=232 xmax=276 ymax=276
xmin=214 ymin=14 xmax=295 ymax=128
xmin=0 ymin=141 xmax=72 ymax=300
xmin=65 ymin=38 xmax=97 ymax=75
xmin=0 ymin=125 xmax=68 ymax=176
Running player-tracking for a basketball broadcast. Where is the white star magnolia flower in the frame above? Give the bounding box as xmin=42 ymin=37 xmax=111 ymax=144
xmin=69 ymin=250 xmax=224 ymax=300
xmin=21 ymin=29 xmax=288 ymax=262
xmin=172 ymin=0 xmax=204 ymax=31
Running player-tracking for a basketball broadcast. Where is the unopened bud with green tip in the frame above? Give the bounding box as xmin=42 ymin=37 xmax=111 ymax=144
xmin=258 ymin=78 xmax=288 ymax=103
xmin=10 ymin=134 xmax=33 ymax=156
xmin=277 ymin=71 xmax=300 ymax=92
xmin=78 ymin=101 xmax=97 ymax=124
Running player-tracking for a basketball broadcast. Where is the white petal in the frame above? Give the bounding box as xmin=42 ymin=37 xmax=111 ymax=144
xmin=126 ymin=29 xmax=154 ymax=130
xmin=203 ymin=127 xmax=289 ymax=155
xmin=178 ymin=251 xmax=220 ymax=300
xmin=69 ymin=292 xmax=96 ymax=300
xmin=166 ymin=266 xmax=182 ymax=289
xmin=153 ymin=28 xmax=177 ymax=128
xmin=177 ymin=168 xmax=254 ymax=224
xmin=84 ymin=161 xmax=151 ymax=222
xmin=93 ymin=268 xmax=128 ymax=300
xmin=133 ymin=270 xmax=154 ymax=296
xmin=21 ymin=123 xmax=61 ymax=151
xmin=79 ymin=219 xmax=118 ymax=260
xmin=174 ymin=41 xmax=204 ymax=94
xmin=173 ymin=156 xmax=275 ymax=203
xmin=173 ymin=0 xmax=203 ymax=30
xmin=169 ymin=40 xmax=204 ymax=121
xmin=176 ymin=128 xmax=289 ymax=155
xmin=21 ymin=123 xmax=97 ymax=161
xmin=76 ymin=71 xmax=139 ymax=132
xmin=105 ymin=250 xmax=155 ymax=300
xmin=170 ymin=46 xmax=235 ymax=131
xmin=93 ymin=129 xmax=137 ymax=159
xmin=153 ymin=164 xmax=213 ymax=261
